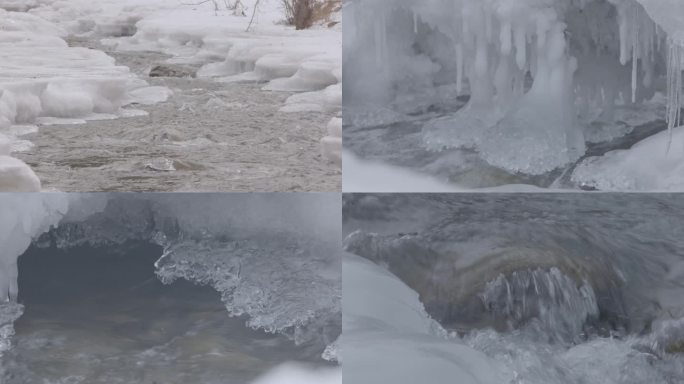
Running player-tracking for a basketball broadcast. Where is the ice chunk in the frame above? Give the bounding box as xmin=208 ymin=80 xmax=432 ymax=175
xmin=343 ymin=151 xmax=465 ymax=192
xmin=0 ymin=194 xmax=69 ymax=302
xmin=572 ymin=125 xmax=684 ymax=191
xmin=126 ymin=86 xmax=173 ymax=106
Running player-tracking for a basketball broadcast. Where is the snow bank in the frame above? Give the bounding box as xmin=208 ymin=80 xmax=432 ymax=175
xmin=250 ymin=363 xmax=341 ymax=384
xmin=572 ymin=125 xmax=684 ymax=190
xmin=343 ymin=252 xmax=511 ymax=384
xmin=0 ymin=7 xmax=170 ymax=189
xmin=0 ymin=134 xmax=40 ymax=191
xmin=0 ymin=10 xmax=152 ymax=122
xmin=0 ymin=194 xmax=69 ymax=301
xmin=343 ymin=151 xmax=465 ymax=192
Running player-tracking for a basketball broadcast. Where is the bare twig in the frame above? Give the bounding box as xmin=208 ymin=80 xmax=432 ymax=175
xmin=180 ymin=0 xmax=220 ymax=15
xmin=246 ymin=0 xmax=261 ymax=32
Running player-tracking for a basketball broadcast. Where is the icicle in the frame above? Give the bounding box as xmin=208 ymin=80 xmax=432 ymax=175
xmin=618 ymin=3 xmax=630 ymax=65
xmin=494 ymin=53 xmax=513 ymax=105
xmin=514 ymin=25 xmax=527 ymax=70
xmin=413 ymin=10 xmax=418 ymax=35
xmin=374 ymin=11 xmax=387 ymax=69
xmin=374 ymin=13 xmax=383 ymax=68
xmin=456 ymin=43 xmax=464 ymax=95
xmin=631 ymin=7 xmax=638 ymax=103
xmin=666 ymin=39 xmax=683 ymax=151
xmin=500 ymin=22 xmax=512 ymax=55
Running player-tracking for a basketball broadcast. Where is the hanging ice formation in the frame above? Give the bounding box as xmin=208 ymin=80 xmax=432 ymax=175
xmin=667 ymin=39 xmax=683 ymax=148
xmin=353 ymin=0 xmax=683 ymax=175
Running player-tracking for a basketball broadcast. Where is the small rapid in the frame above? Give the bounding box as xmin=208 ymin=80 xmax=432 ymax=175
xmin=343 ymin=194 xmax=684 ymax=383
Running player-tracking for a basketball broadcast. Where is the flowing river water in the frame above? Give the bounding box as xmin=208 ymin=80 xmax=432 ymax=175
xmin=343 ymin=194 xmax=684 ymax=383
xmin=15 ymin=37 xmax=340 ymax=192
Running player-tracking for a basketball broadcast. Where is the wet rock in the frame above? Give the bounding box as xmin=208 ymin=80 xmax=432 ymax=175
xmin=148 ymin=64 xmax=196 ymax=78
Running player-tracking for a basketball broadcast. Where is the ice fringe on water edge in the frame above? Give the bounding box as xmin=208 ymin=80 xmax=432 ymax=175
xmin=0 ymin=194 xmax=69 ymax=356
xmin=346 ymin=0 xmax=684 ymax=176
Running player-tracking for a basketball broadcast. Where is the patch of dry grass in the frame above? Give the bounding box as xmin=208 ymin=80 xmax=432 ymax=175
xmin=281 ymin=0 xmax=341 ymax=30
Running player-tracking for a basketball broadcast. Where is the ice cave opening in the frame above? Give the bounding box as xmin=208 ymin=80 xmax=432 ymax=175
xmin=344 ymin=0 xmax=684 ymax=188
xmin=0 ymin=195 xmax=337 ymax=383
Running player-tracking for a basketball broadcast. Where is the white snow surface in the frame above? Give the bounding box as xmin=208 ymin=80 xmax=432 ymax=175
xmin=343 ymin=151 xmax=466 ymax=192
xmin=343 ymin=252 xmax=511 ymax=384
